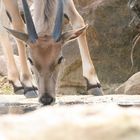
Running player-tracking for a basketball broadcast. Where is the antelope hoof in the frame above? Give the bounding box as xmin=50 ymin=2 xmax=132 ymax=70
xmin=85 ymin=78 xmax=104 ymax=96
xmin=24 ymin=86 xmax=38 ymax=98
xmin=88 ymin=87 xmax=104 ymax=96
xmin=39 ymin=94 xmax=55 ymax=105
xmin=9 ymin=81 xmax=24 ymax=95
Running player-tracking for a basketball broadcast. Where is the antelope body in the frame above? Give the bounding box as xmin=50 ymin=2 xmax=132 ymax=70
xmin=0 ymin=0 xmax=103 ymax=105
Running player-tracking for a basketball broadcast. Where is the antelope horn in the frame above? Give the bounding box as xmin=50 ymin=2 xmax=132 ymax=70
xmin=52 ymin=0 xmax=64 ymax=42
xmin=22 ymin=0 xmax=38 ymax=43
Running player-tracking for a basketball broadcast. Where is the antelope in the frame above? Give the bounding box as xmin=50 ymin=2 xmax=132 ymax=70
xmin=0 ymin=0 xmax=103 ymax=105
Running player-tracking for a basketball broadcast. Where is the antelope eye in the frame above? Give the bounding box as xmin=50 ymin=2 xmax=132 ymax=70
xmin=57 ymin=56 xmax=64 ymax=64
xmin=28 ymin=57 xmax=34 ymax=65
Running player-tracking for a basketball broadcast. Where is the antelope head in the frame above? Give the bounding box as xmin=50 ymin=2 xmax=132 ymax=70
xmin=5 ymin=0 xmax=88 ymax=105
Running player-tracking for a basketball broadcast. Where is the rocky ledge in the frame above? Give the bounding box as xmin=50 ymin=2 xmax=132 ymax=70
xmin=0 ymin=95 xmax=140 ymax=140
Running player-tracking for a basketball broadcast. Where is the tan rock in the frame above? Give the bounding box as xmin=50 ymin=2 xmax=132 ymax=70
xmin=0 ymin=104 xmax=140 ymax=140
xmin=115 ymin=72 xmax=140 ymax=95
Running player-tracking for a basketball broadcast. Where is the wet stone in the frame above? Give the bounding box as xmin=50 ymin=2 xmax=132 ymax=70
xmin=0 ymin=95 xmax=140 ymax=115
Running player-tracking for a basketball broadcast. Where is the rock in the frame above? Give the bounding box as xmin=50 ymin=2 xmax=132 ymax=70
xmin=1 ymin=94 xmax=140 ymax=114
xmin=0 ymin=94 xmax=140 ymax=140
xmin=0 ymin=103 xmax=140 ymax=140
xmin=0 ymin=95 xmax=39 ymax=114
xmin=115 ymin=72 xmax=140 ymax=95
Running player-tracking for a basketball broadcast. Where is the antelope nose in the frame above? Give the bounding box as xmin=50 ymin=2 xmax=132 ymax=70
xmin=39 ymin=94 xmax=55 ymax=105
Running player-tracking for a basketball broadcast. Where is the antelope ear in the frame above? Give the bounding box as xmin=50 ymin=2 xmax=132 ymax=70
xmin=4 ymin=27 xmax=29 ymax=43
xmin=60 ymin=24 xmax=88 ymax=45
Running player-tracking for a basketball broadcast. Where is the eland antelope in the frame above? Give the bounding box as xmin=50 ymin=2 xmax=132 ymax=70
xmin=0 ymin=0 xmax=103 ymax=105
